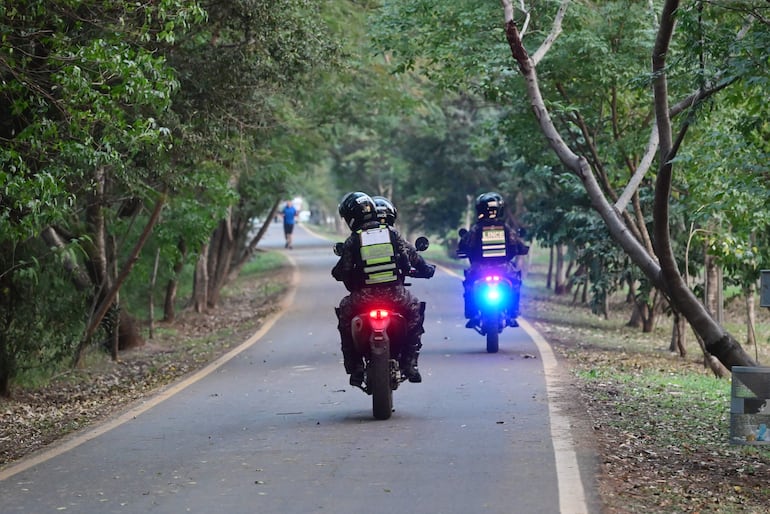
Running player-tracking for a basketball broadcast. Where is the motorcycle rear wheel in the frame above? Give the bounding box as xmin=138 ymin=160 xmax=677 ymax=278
xmin=369 ymin=350 xmax=393 ymax=420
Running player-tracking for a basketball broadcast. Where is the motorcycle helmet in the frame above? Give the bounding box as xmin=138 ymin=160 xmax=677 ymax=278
xmin=475 ymin=192 xmax=505 ymax=220
xmin=338 ymin=191 xmax=377 ymax=230
xmin=372 ymin=196 xmax=398 ymax=226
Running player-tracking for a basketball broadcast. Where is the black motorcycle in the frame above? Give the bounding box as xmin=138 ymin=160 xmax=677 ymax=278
xmin=334 ymin=237 xmax=430 ymax=420
xmin=457 ymin=229 xmax=520 ymax=353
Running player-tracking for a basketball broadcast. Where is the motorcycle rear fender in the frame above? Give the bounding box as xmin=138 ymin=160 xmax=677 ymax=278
xmin=351 ymin=310 xmax=408 ymax=355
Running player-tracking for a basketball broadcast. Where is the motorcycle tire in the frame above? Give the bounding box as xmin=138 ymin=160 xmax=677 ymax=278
xmin=483 ymin=315 xmax=500 ymax=353
xmin=369 ymin=348 xmax=393 ymax=420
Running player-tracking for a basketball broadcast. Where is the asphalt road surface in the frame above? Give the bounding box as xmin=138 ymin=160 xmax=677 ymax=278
xmin=0 ymin=221 xmax=600 ymax=513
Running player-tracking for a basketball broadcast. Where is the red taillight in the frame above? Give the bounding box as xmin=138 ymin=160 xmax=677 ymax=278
xmin=369 ymin=309 xmax=389 ymax=320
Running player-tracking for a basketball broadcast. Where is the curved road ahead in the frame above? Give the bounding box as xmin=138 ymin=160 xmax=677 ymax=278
xmin=0 ymin=222 xmax=599 ymax=513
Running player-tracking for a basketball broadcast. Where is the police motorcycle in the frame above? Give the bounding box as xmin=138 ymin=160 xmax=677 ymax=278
xmin=457 ymin=228 xmax=520 ymax=354
xmin=334 ymin=236 xmax=430 ymax=420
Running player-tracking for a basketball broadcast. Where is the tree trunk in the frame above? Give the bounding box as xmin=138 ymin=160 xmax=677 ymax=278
xmin=745 ymin=284 xmax=757 ymax=346
xmin=704 ymin=253 xmax=724 ymax=324
xmin=193 ymin=243 xmax=209 ymax=314
xmin=554 ymin=244 xmax=568 ymax=294
xmin=669 ymin=313 xmax=687 ymax=357
xmin=149 ymin=248 xmax=160 ymax=339
xmin=627 ymin=302 xmax=643 ymax=329
xmin=571 ymin=264 xmax=586 ymax=303
xmin=163 ymin=239 xmax=187 ymax=322
xmin=547 ymin=245 xmax=554 ymax=290
xmin=207 ymin=218 xmax=237 ymax=309
xmin=0 ymin=328 xmax=13 ymax=397
xmin=626 ymin=277 xmax=637 ymax=304
xmin=648 ymin=0 xmax=751 ymax=369
xmin=501 ymin=1 xmax=756 ymax=370
xmin=109 ymin=235 xmax=119 ymax=361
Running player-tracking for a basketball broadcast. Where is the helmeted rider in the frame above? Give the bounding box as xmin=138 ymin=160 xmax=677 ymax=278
xmin=333 ymin=192 xmax=435 ymax=386
xmin=457 ymin=192 xmax=529 ymax=328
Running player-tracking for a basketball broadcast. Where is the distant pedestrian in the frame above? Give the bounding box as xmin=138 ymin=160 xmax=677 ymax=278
xmin=281 ymin=201 xmax=297 ymax=249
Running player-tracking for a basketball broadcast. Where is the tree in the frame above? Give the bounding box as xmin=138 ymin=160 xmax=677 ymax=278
xmin=163 ymin=0 xmax=341 ymax=311
xmin=0 ymin=0 xmax=206 ymax=376
xmin=500 ymin=0 xmax=766 ymax=370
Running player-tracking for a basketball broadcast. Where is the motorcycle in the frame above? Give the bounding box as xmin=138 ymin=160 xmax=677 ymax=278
xmin=334 ymin=236 xmax=430 ymax=420
xmin=457 ymin=228 xmax=521 ymax=353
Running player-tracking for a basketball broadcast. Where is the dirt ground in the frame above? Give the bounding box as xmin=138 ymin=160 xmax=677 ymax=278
xmin=2 ymin=265 xmax=770 ymax=513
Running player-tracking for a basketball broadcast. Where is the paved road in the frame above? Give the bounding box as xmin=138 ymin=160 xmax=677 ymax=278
xmin=0 ymin=222 xmax=599 ymax=513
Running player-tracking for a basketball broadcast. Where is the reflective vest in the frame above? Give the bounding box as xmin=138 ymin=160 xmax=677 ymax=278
xmin=359 ymin=226 xmax=399 ymax=285
xmin=480 ymin=225 xmax=507 ymax=259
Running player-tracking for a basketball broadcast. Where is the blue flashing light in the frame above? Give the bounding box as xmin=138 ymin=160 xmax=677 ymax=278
xmin=477 ymin=275 xmax=508 ymax=307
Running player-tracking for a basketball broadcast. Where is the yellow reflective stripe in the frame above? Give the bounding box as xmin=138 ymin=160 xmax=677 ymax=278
xmin=361 ymin=242 xmax=393 ymax=262
xmin=365 ymin=263 xmax=397 ymax=273
xmin=365 ymin=272 xmax=398 ymax=284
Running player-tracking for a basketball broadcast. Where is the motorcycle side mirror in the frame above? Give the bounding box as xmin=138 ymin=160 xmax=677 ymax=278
xmin=458 ymin=228 xmax=468 ymax=238
xmin=333 ymin=242 xmax=344 ymax=256
xmin=414 ymin=236 xmax=429 ymax=252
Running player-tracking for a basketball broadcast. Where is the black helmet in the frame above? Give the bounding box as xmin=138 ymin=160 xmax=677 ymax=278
xmin=372 ymin=196 xmax=398 ymax=226
xmin=338 ymin=191 xmax=377 ymax=230
xmin=475 ymin=192 xmax=505 ymax=220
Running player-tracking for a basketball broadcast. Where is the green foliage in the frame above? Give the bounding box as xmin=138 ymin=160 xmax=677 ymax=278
xmin=0 ymin=0 xmax=345 ymax=389
xmin=0 ymin=243 xmax=89 ymax=390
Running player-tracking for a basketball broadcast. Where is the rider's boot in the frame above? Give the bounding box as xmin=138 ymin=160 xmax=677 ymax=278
xmin=404 ymin=351 xmax=422 ymax=383
xmin=401 ymin=335 xmax=423 ymax=383
xmin=507 ymin=288 xmax=521 ymax=327
xmin=463 ymin=286 xmax=479 ymax=328
xmin=337 ymin=308 xmax=364 ymax=387
xmin=344 ymin=351 xmax=364 ymax=387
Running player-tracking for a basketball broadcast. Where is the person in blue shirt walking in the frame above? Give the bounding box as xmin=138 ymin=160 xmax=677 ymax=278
xmin=281 ymin=200 xmax=297 ymax=249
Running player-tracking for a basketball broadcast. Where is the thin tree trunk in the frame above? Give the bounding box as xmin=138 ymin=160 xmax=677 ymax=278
xmin=73 ymin=192 xmax=165 ymax=367
xmin=109 ymin=235 xmax=119 ymax=361
xmin=669 ymin=313 xmax=687 ymax=357
xmin=704 ymin=252 xmax=724 ymax=324
xmin=627 ymin=303 xmax=643 ymax=329
xmin=554 ymin=244 xmax=568 ymax=294
xmin=745 ymin=284 xmax=757 ymax=346
xmin=193 ymin=243 xmax=209 ymax=314
xmin=149 ymin=248 xmax=160 ymax=340
xmin=207 ymin=220 xmax=235 ymax=309
xmin=547 ymin=245 xmax=554 ymax=290
xmin=163 ymin=239 xmax=187 ymax=322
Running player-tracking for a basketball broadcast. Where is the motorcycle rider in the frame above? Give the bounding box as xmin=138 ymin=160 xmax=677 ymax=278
xmin=333 ymin=192 xmax=435 ymax=386
xmin=457 ymin=192 xmax=529 ymax=328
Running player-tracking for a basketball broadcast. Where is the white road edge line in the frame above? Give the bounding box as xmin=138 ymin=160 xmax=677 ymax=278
xmin=520 ymin=318 xmax=589 ymax=514
xmin=0 ymin=254 xmax=300 ymax=482
xmin=437 ymin=263 xmax=589 ymax=514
